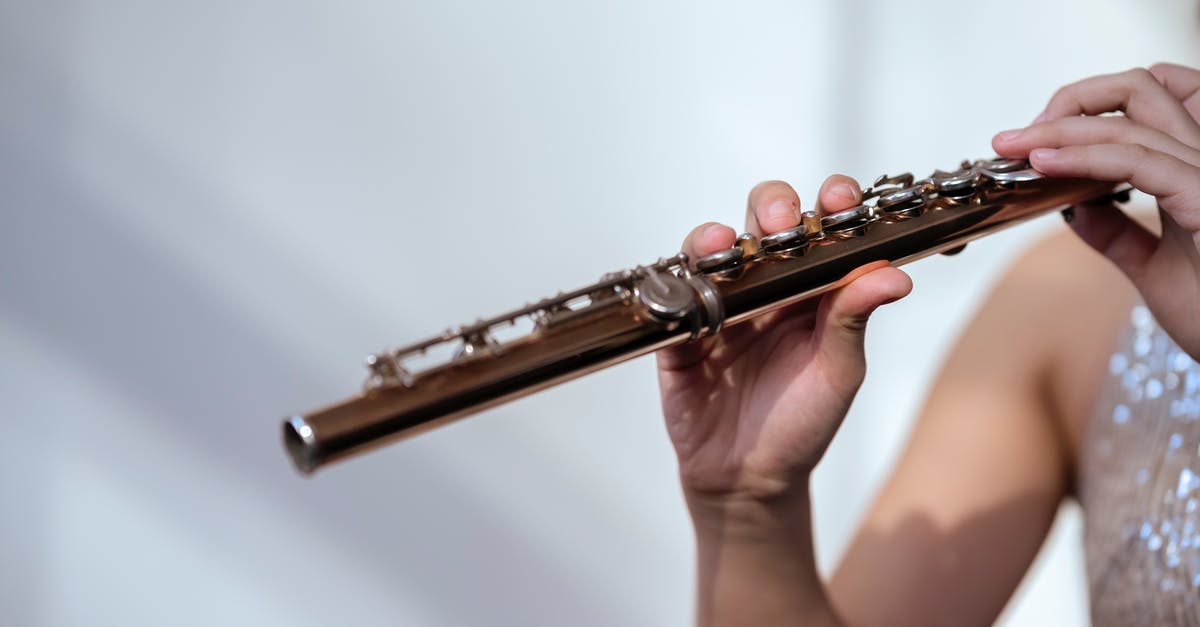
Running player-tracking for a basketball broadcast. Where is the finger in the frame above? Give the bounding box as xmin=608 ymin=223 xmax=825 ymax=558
xmin=813 ymin=264 xmax=913 ymax=385
xmin=1029 ymin=144 xmax=1200 ymax=229
xmin=746 ymin=180 xmax=802 ymax=237
xmin=680 ymin=221 xmax=738 ymax=262
xmin=993 ymin=116 xmax=1200 ymax=167
xmin=660 ymin=222 xmax=736 ymax=372
xmin=1065 ymin=200 xmax=1158 ymax=283
xmin=814 ymin=174 xmax=863 ymax=215
xmin=1149 ymin=62 xmax=1200 ymax=120
xmin=1036 ymin=68 xmax=1200 ymax=145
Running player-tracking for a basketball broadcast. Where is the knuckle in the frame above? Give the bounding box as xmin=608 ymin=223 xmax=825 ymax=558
xmin=1137 ymin=143 xmax=1156 ymax=163
xmin=1122 ymin=145 xmax=1154 ymax=177
xmin=1040 ymin=115 xmax=1082 ymax=139
xmin=1148 ymin=62 xmax=1172 ymax=79
xmin=1125 ymin=67 xmax=1162 ymax=93
xmin=1130 ymin=143 xmax=1152 ymax=160
xmin=1064 ymin=115 xmax=1136 ymax=146
xmin=1048 ymin=83 xmax=1078 ymax=108
xmin=1111 ymin=114 xmax=1135 ymax=129
xmin=1101 ymin=115 xmax=1136 ymax=139
xmin=1126 ymin=66 xmax=1154 ymax=81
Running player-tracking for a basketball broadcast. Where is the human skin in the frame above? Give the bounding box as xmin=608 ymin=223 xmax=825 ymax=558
xmin=993 ymin=64 xmax=1200 ymax=359
xmin=660 ymin=64 xmax=1200 ymax=626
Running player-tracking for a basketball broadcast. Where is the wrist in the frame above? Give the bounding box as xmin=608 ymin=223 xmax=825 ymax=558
xmin=684 ymin=478 xmax=813 ymax=542
xmin=686 ymin=478 xmax=843 ymax=626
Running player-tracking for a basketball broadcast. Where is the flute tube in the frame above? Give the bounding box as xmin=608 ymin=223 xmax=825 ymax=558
xmin=283 ymin=162 xmax=1120 ymax=474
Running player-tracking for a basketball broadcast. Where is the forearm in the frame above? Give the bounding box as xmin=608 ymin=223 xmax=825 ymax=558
xmin=687 ymin=484 xmax=843 ymax=627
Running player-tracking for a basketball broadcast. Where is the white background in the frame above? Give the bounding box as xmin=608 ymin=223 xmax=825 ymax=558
xmin=2 ymin=1 xmax=1197 ymax=625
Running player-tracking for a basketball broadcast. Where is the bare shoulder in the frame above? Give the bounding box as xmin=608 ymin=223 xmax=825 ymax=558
xmin=829 ymin=223 xmax=1140 ymax=624
xmin=953 ymin=222 xmax=1133 ymax=364
xmin=984 ymin=221 xmax=1139 ymax=477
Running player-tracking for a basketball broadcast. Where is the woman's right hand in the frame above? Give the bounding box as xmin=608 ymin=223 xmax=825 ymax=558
xmin=657 ymin=175 xmax=912 ymax=511
xmin=993 ymin=63 xmax=1200 ymax=359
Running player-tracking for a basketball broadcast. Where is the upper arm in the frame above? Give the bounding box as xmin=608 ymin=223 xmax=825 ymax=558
xmin=827 ymin=230 xmax=1135 ymax=626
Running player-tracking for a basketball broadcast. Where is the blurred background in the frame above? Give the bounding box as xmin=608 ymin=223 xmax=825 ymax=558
xmin=2 ymin=1 xmax=1198 ymax=625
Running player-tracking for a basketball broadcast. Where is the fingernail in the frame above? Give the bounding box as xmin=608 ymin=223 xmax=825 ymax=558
xmin=702 ymin=223 xmax=723 ymax=240
xmin=1061 ymin=206 xmax=1075 ymax=223
xmin=766 ymin=199 xmax=799 ymax=225
xmin=995 ymin=128 xmax=1024 ymax=142
xmin=1032 ymin=111 xmax=1049 ymax=124
xmin=1030 ymin=148 xmax=1060 ymax=161
xmin=832 ymin=183 xmax=857 ymax=201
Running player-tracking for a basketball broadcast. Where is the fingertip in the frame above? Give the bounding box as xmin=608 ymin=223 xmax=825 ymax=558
xmin=888 ymin=268 xmax=914 ymax=302
xmin=994 ymin=128 xmax=1024 ymax=143
xmin=760 ymin=198 xmax=801 ymax=232
xmin=879 ymin=266 xmax=914 ymax=298
xmin=991 ymin=128 xmax=1029 ymax=157
xmin=830 ymin=264 xmax=912 ymax=320
xmin=817 ymin=175 xmax=862 ymax=214
xmin=991 ymin=135 xmax=1018 ymax=158
xmin=1027 ymin=147 xmax=1065 ymax=174
xmin=810 ymin=265 xmax=914 ymax=377
xmin=681 ymin=221 xmax=720 ymax=259
xmin=857 ymin=265 xmax=914 ymax=305
xmin=698 ymin=222 xmax=737 ymax=254
xmin=747 ymin=180 xmax=802 ymax=235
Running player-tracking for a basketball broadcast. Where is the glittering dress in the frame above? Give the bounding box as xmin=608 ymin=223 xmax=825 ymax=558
xmin=1079 ymin=305 xmax=1200 ymax=625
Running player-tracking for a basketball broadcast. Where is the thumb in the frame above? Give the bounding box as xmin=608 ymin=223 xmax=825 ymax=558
xmin=1066 ymin=200 xmax=1157 ymax=284
xmin=814 ymin=263 xmax=913 ymax=381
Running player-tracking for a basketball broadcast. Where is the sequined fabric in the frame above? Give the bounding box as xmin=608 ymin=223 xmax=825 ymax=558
xmin=1079 ymin=305 xmax=1200 ymax=626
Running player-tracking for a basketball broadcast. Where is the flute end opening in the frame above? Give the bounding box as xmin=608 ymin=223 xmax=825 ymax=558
xmin=283 ymin=415 xmax=319 ymax=475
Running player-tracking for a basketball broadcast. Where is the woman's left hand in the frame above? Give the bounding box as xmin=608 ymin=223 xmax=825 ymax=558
xmin=992 ymin=64 xmax=1200 ymax=359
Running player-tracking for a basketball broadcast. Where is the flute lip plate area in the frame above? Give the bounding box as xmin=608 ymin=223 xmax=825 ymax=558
xmin=284 ymin=415 xmax=319 ymax=475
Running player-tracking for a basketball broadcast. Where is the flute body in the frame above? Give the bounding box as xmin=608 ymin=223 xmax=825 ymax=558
xmin=283 ymin=158 xmax=1121 ymax=474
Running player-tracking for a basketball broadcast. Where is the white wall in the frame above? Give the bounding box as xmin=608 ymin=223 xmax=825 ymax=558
xmin=1 ymin=1 xmax=1196 ymax=625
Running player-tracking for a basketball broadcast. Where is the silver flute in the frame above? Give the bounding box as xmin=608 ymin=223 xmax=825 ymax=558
xmin=283 ymin=157 xmax=1125 ymax=474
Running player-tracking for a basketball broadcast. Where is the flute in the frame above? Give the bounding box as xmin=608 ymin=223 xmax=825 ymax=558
xmin=282 ymin=157 xmax=1125 ymax=474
